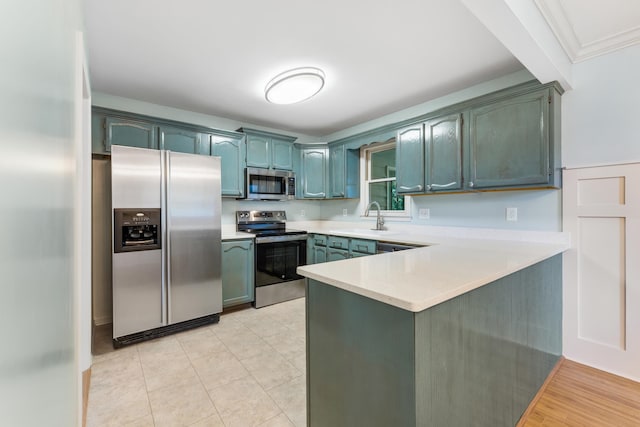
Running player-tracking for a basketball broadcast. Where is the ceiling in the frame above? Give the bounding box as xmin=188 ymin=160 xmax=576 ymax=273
xmin=84 ymin=0 xmax=640 ymax=137
xmin=84 ymin=0 xmax=523 ymax=136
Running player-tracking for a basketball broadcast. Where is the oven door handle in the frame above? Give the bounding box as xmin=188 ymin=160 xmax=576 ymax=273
xmin=255 ymin=234 xmax=308 ymax=244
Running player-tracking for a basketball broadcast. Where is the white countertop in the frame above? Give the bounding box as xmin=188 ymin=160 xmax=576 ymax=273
xmin=294 ymin=221 xmax=569 ymax=313
xmin=221 ymin=225 xmax=254 ymax=241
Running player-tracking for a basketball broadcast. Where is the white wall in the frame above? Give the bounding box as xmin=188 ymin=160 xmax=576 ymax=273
xmin=0 ymin=0 xmax=82 ymax=424
xmin=562 ymin=44 xmax=640 ymax=167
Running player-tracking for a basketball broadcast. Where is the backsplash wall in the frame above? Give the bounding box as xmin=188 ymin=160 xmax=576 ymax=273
xmin=312 ymin=189 xmax=561 ymax=232
xmin=221 ymin=198 xmax=324 ymax=224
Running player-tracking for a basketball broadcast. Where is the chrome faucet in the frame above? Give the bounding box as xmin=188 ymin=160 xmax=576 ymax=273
xmin=364 ymin=201 xmax=385 ymax=230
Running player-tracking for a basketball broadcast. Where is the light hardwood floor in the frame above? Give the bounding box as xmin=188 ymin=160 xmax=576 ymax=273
xmin=520 ymin=358 xmax=640 ymax=426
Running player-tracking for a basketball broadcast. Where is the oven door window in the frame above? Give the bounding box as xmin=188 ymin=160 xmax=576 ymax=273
xmin=255 ymin=240 xmax=306 ymax=287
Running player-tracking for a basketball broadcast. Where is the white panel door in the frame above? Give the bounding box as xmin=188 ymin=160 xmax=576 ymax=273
xmin=563 ymin=164 xmax=640 ymax=381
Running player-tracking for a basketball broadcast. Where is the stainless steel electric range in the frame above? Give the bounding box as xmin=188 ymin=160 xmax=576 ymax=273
xmin=236 ymin=210 xmax=307 ymax=308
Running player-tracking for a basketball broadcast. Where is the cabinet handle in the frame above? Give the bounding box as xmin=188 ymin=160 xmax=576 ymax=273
xmin=400 ymin=184 xmax=424 ymax=192
xmin=431 ymin=181 xmax=458 ymax=189
xmin=468 ymin=181 xmax=474 ymax=188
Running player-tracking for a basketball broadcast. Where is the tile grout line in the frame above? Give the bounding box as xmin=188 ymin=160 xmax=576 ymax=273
xmin=179 ymin=329 xmax=230 ymax=427
xmin=135 ymin=344 xmax=157 ymax=427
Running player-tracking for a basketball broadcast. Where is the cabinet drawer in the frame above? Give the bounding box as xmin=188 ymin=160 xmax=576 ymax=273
xmin=327 ymin=236 xmax=349 ymax=250
xmin=350 ymin=238 xmax=376 ymax=255
xmin=309 ymin=234 xmax=327 ymax=247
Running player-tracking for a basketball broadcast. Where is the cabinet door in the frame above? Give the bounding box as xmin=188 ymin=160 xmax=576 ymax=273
xmin=212 ymin=135 xmax=246 ymax=197
xmin=272 ymin=139 xmax=293 ymax=170
xmin=314 ymin=246 xmax=327 ymax=263
xmin=329 ymin=145 xmax=346 ymax=198
xmin=221 ymin=240 xmax=255 ymax=308
xmin=301 ymin=148 xmax=327 ymax=198
xmin=246 ymin=134 xmax=271 ymax=168
xmin=469 ymin=90 xmax=550 ymax=189
xmin=159 ymin=126 xmax=207 ymax=155
xmin=327 ymin=248 xmax=349 ymax=262
xmin=396 ymin=124 xmax=425 ymax=194
xmin=307 ymin=240 xmax=327 ymax=264
xmin=105 ymin=117 xmax=157 ymax=152
xmin=425 ymin=114 xmax=463 ymax=192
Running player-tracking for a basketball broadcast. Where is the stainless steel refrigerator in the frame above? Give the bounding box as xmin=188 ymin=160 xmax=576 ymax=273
xmin=111 ymin=145 xmax=222 ymax=346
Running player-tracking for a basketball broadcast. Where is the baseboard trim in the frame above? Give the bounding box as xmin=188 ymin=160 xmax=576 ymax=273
xmin=516 ymin=356 xmax=565 ymax=426
xmin=93 ymin=315 xmax=112 ymax=326
xmin=82 ymin=367 xmax=91 ymax=427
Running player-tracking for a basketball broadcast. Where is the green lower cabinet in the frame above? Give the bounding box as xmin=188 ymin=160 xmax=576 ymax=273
xmin=311 ymin=234 xmax=376 ymax=262
xmin=307 ymin=234 xmax=327 ymax=264
xmin=308 ymin=245 xmax=327 ymax=264
xmin=326 ymin=248 xmax=349 ymax=262
xmin=105 ymin=116 xmax=157 ymax=152
xmin=221 ymin=239 xmax=255 ymax=308
xmin=306 ymin=255 xmax=562 ymax=426
xmin=159 ymin=125 xmax=209 ymax=155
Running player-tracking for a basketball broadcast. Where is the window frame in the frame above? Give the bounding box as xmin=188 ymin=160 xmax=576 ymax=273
xmin=360 ymin=140 xmax=411 ymax=219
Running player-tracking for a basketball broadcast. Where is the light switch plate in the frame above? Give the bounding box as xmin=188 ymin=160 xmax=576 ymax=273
xmin=506 ymin=207 xmax=517 ymax=222
xmin=342 ymin=208 xmax=348 ymax=216
xmin=418 ymin=208 xmax=430 ymax=220
xmin=300 ymin=209 xmax=306 ymax=217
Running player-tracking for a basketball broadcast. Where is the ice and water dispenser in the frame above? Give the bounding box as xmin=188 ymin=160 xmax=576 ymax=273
xmin=113 ymin=209 xmax=161 ymax=253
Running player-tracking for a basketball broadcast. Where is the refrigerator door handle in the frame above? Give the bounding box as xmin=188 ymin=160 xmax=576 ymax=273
xmin=160 ymin=150 xmax=168 ymax=325
xmin=164 ymin=150 xmax=172 ymax=324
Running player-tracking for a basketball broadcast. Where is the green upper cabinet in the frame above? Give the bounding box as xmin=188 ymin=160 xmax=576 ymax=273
xmin=221 ymin=239 xmax=255 ymax=308
xmin=240 ymin=128 xmax=297 ymax=170
xmin=329 ymin=145 xmax=345 ymax=197
xmin=425 ymin=113 xmax=463 ymax=192
xmin=300 ymin=146 xmax=327 ymax=199
xmin=272 ymin=139 xmax=294 ymax=170
xmin=105 ymin=116 xmax=157 ymax=152
xmin=159 ymin=125 xmax=209 ymax=155
xmin=396 ymin=115 xmax=462 ymax=195
xmin=396 ymin=124 xmax=425 ymax=194
xmin=468 ymin=89 xmax=551 ymax=189
xmin=246 ymin=134 xmax=271 ymax=168
xmin=211 ymin=134 xmax=246 ymax=198
xmin=329 ymin=144 xmax=360 ymax=199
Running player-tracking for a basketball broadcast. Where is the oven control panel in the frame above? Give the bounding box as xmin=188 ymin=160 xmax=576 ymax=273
xmin=236 ymin=210 xmax=287 ymax=224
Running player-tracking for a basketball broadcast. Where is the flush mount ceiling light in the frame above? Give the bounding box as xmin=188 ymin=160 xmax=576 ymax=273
xmin=265 ymin=67 xmax=325 ymax=104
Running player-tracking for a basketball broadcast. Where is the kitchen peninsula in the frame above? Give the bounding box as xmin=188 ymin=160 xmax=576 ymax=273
xmin=297 ymin=226 xmax=567 ymax=426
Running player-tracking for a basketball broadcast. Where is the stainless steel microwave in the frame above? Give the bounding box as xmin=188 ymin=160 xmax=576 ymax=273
xmin=245 ymin=167 xmax=296 ymax=200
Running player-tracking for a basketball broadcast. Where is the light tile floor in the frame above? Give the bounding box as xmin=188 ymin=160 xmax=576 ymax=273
xmin=87 ymin=298 xmax=306 ymax=427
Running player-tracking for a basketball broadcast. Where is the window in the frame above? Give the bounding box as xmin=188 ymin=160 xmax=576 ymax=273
xmin=362 ymin=140 xmax=410 ymax=217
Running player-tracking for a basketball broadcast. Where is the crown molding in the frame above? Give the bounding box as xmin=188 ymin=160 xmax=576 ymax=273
xmin=535 ymin=0 xmax=640 ymax=63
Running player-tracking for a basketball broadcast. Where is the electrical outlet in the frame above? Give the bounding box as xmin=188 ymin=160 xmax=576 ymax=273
xmin=300 ymin=209 xmax=305 ymax=217
xmin=418 ymin=208 xmax=430 ymax=220
xmin=506 ymin=207 xmax=517 ymax=222
xmin=342 ymin=208 xmax=348 ymax=216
